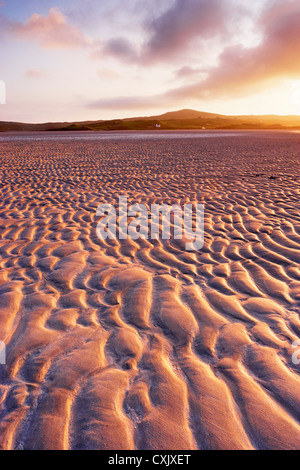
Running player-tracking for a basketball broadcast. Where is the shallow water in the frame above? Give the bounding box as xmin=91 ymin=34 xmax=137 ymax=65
xmin=0 ymin=128 xmax=294 ymax=142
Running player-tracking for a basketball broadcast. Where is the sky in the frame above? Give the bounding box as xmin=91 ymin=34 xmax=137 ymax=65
xmin=0 ymin=0 xmax=299 ymax=123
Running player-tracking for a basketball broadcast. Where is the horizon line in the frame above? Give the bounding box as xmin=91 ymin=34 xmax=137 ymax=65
xmin=2 ymin=108 xmax=300 ymax=126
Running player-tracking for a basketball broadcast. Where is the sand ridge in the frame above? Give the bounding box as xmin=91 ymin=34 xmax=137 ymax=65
xmin=0 ymin=131 xmax=299 ymax=450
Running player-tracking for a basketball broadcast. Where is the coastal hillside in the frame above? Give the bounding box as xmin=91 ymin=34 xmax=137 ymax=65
xmin=1 ymin=109 xmax=300 ymax=132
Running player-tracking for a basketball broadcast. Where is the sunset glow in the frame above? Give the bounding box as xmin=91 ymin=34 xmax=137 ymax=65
xmin=0 ymin=0 xmax=300 ymax=122
xmin=1 ymin=0 xmax=300 ymax=454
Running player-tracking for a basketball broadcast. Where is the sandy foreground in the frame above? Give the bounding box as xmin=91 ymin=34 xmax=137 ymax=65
xmin=0 ymin=130 xmax=299 ymax=450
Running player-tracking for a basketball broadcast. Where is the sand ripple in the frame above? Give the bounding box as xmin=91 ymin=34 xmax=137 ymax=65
xmin=0 ymin=131 xmax=299 ymax=450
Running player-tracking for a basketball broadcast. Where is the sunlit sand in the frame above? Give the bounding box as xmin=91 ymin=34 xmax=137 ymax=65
xmin=0 ymin=130 xmax=300 ymax=450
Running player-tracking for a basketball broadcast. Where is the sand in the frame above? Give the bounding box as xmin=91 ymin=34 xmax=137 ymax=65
xmin=0 ymin=130 xmax=299 ymax=450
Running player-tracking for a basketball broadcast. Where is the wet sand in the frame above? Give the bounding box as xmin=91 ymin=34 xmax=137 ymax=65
xmin=0 ymin=130 xmax=300 ymax=450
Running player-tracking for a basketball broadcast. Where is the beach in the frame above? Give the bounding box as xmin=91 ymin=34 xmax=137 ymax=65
xmin=0 ymin=130 xmax=299 ymax=450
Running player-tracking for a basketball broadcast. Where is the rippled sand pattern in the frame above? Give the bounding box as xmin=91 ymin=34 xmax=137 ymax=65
xmin=0 ymin=131 xmax=300 ymax=450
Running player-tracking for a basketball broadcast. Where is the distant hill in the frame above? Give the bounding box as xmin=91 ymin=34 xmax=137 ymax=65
xmin=125 ymin=109 xmax=222 ymax=121
xmin=1 ymin=109 xmax=300 ymax=132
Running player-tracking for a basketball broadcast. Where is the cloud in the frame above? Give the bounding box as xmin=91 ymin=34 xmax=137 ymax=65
xmin=87 ymin=95 xmax=157 ymax=111
xmin=25 ymin=68 xmax=48 ymax=79
xmin=102 ymin=37 xmax=138 ymax=61
xmin=171 ymin=66 xmax=208 ymax=86
xmin=143 ymin=0 xmax=229 ymax=63
xmin=175 ymin=66 xmax=200 ymax=78
xmin=168 ymin=0 xmax=300 ymax=100
xmin=94 ymin=0 xmax=231 ymax=64
xmin=10 ymin=8 xmax=91 ymax=49
xmin=97 ymin=68 xmax=120 ymax=80
xmin=88 ymin=0 xmax=300 ymax=109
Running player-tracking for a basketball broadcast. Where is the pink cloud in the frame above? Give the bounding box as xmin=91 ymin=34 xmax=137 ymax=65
xmin=88 ymin=0 xmax=300 ymax=109
xmin=25 ymin=68 xmax=48 ymax=79
xmin=169 ymin=0 xmax=300 ymax=100
xmin=10 ymin=8 xmax=91 ymax=49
